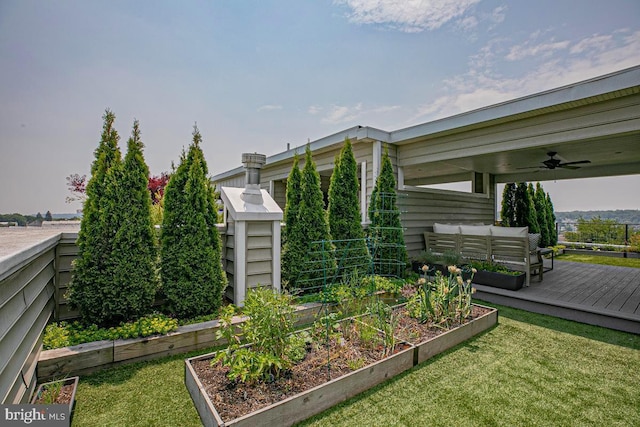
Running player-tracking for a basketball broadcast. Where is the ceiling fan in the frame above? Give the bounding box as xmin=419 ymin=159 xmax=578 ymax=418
xmin=538 ymin=151 xmax=591 ymax=170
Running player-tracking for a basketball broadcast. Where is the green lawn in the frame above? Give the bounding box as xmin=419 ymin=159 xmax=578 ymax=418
xmin=556 ymin=253 xmax=640 ymax=268
xmin=72 ymin=304 xmax=640 ymax=427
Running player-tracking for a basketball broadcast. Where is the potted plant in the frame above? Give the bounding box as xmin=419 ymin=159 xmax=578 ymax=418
xmin=470 ymin=261 xmax=525 ymax=291
xmin=411 ymin=249 xmax=440 ymax=274
xmin=31 ymin=376 xmax=79 ymax=422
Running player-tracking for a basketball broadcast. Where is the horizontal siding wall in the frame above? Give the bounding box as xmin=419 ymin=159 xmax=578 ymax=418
xmin=246 ymin=221 xmax=273 ymax=289
xmin=398 ymin=185 xmax=496 ymax=257
xmin=54 ymin=233 xmax=79 ymax=321
xmin=0 ymin=235 xmax=60 ymax=404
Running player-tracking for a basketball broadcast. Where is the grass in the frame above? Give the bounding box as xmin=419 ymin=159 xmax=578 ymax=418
xmin=71 ymin=303 xmax=640 ymax=427
xmin=556 ymin=253 xmax=640 ymax=268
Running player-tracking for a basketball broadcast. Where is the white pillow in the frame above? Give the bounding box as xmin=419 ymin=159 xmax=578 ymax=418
xmin=460 ymin=225 xmax=491 ymax=236
xmin=490 ymin=225 xmax=528 ymax=237
xmin=433 ymin=223 xmax=461 ymax=234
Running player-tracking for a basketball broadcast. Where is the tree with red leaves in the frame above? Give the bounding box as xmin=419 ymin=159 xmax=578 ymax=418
xmin=66 ymin=172 xmax=169 ymax=205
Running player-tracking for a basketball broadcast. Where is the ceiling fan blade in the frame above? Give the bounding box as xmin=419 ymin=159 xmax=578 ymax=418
xmin=559 ymin=160 xmax=591 ymax=166
xmin=558 ymin=164 xmax=581 ymax=170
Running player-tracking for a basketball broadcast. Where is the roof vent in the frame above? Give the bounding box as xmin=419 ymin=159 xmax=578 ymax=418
xmin=241 ymin=153 xmax=266 ymax=204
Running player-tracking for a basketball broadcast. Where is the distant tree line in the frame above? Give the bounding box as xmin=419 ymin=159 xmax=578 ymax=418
xmin=555 ymin=210 xmax=640 ymax=225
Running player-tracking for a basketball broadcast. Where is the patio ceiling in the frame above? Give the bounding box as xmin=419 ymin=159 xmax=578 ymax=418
xmin=400 ymin=131 xmax=640 ymax=186
xmin=393 ymin=66 xmax=640 ymax=186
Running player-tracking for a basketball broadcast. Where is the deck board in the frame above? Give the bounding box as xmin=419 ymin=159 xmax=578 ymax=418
xmin=473 ymin=259 xmax=640 ymax=334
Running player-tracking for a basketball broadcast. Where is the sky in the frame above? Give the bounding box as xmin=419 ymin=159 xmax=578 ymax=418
xmin=1 ymin=0 xmax=639 ymax=215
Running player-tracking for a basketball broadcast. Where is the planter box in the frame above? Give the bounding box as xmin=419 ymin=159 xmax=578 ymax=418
xmin=410 ymin=305 xmax=498 ymax=365
xmin=472 ymin=270 xmax=525 ymax=291
xmin=31 ymin=376 xmax=79 ymax=423
xmin=185 ymin=304 xmax=498 ymax=427
xmin=38 ymin=302 xmax=329 ymax=381
xmin=186 ymin=328 xmax=415 ymax=427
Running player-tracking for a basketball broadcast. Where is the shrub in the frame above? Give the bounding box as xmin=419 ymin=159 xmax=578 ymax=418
xmin=281 ymin=152 xmax=303 ymax=286
xmin=161 ymin=126 xmax=226 ymax=318
xmin=99 ymin=120 xmax=158 ymax=325
xmin=327 ymin=138 xmax=371 ymax=277
xmin=68 ymin=109 xmax=123 ymax=325
xmin=286 ymin=145 xmax=336 ymax=290
xmin=367 ymin=148 xmax=407 ymax=276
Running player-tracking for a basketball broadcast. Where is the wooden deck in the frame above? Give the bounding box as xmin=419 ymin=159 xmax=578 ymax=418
xmin=473 ymin=259 xmax=640 ymax=334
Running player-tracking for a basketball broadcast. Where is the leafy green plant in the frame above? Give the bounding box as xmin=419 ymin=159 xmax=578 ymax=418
xmin=213 ymin=288 xmax=304 ymax=384
xmin=406 ymin=266 xmax=475 ymax=327
xmin=414 ymin=249 xmax=441 ymax=266
xmin=364 ymin=300 xmax=398 ymax=357
xmin=469 ymin=260 xmax=521 ymax=275
xmin=39 ymin=381 xmax=63 ymax=404
xmin=43 ymin=314 xmax=178 ymax=350
xmin=442 ymin=250 xmax=462 ymax=268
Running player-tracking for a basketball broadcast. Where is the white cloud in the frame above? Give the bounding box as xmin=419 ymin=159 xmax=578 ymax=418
xmin=257 ymin=104 xmax=283 ymax=112
xmin=409 ymin=29 xmax=640 ymax=124
xmin=456 ymin=15 xmax=478 ymax=32
xmin=570 ymin=33 xmax=614 ymax=54
xmin=490 ymin=5 xmax=507 ymax=26
xmin=308 ymin=105 xmax=322 ymax=115
xmin=336 ymin=0 xmax=480 ymax=32
xmin=506 ymin=39 xmax=570 ymax=61
xmin=311 ymin=103 xmax=401 ymax=124
xmin=322 ymin=103 xmax=363 ymax=124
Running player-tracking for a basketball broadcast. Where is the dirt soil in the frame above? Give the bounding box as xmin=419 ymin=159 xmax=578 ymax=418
xmin=191 ymin=306 xmax=492 ymax=422
xmin=34 ymin=383 xmax=74 ymax=405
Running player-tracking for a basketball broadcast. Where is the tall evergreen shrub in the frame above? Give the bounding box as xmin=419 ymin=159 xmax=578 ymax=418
xmin=327 ymin=138 xmax=370 ymax=276
xmin=102 ymin=120 xmax=158 ymax=324
xmin=289 ymin=145 xmax=336 ymax=289
xmin=281 ymin=153 xmax=303 ymax=286
xmin=500 ymin=183 xmax=516 ymax=226
xmin=161 ymin=126 xmax=226 ymax=318
xmin=546 ymin=192 xmax=558 ymax=245
xmin=69 ymin=109 xmax=122 ymax=325
xmin=513 ymin=182 xmax=539 ymax=232
xmin=534 ymin=182 xmax=550 ymax=246
xmin=367 ymin=148 xmax=407 ymax=276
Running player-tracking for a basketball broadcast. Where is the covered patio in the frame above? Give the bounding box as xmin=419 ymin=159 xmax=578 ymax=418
xmin=474 ymin=258 xmax=640 ymax=334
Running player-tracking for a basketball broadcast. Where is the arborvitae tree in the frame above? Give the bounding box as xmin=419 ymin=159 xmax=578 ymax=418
xmin=500 ymin=183 xmax=516 ymax=226
xmin=98 ymin=120 xmax=158 ymax=325
xmin=289 ymin=145 xmax=336 ymax=289
xmin=367 ymin=148 xmax=407 ymax=276
xmin=527 ymin=183 xmax=541 ymax=233
xmin=328 ymin=138 xmax=370 ymax=276
xmin=45 ymin=211 xmax=53 ymax=222
xmin=513 ymin=182 xmax=539 ymax=232
xmin=534 ymin=182 xmax=550 ymax=246
xmin=69 ymin=109 xmax=122 ymax=325
xmin=161 ymin=126 xmax=226 ymax=318
xmin=281 ymin=153 xmax=303 ymax=286
xmin=546 ymin=192 xmax=558 ymax=245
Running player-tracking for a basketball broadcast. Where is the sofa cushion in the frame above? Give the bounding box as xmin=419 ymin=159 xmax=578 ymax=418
xmin=433 ymin=223 xmax=461 ymax=234
xmin=528 ymin=233 xmax=541 ymax=251
xmin=490 ymin=225 xmax=528 ymax=237
xmin=460 ymin=224 xmax=491 ymax=236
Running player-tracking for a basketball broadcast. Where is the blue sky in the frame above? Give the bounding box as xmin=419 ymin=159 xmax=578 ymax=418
xmin=1 ymin=0 xmax=639 ymax=214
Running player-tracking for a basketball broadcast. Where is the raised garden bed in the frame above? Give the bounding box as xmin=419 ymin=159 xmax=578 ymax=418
xmin=31 ymin=376 xmax=79 ymax=423
xmin=37 ymin=302 xmax=328 ymax=381
xmin=185 ymin=304 xmax=498 ymax=426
